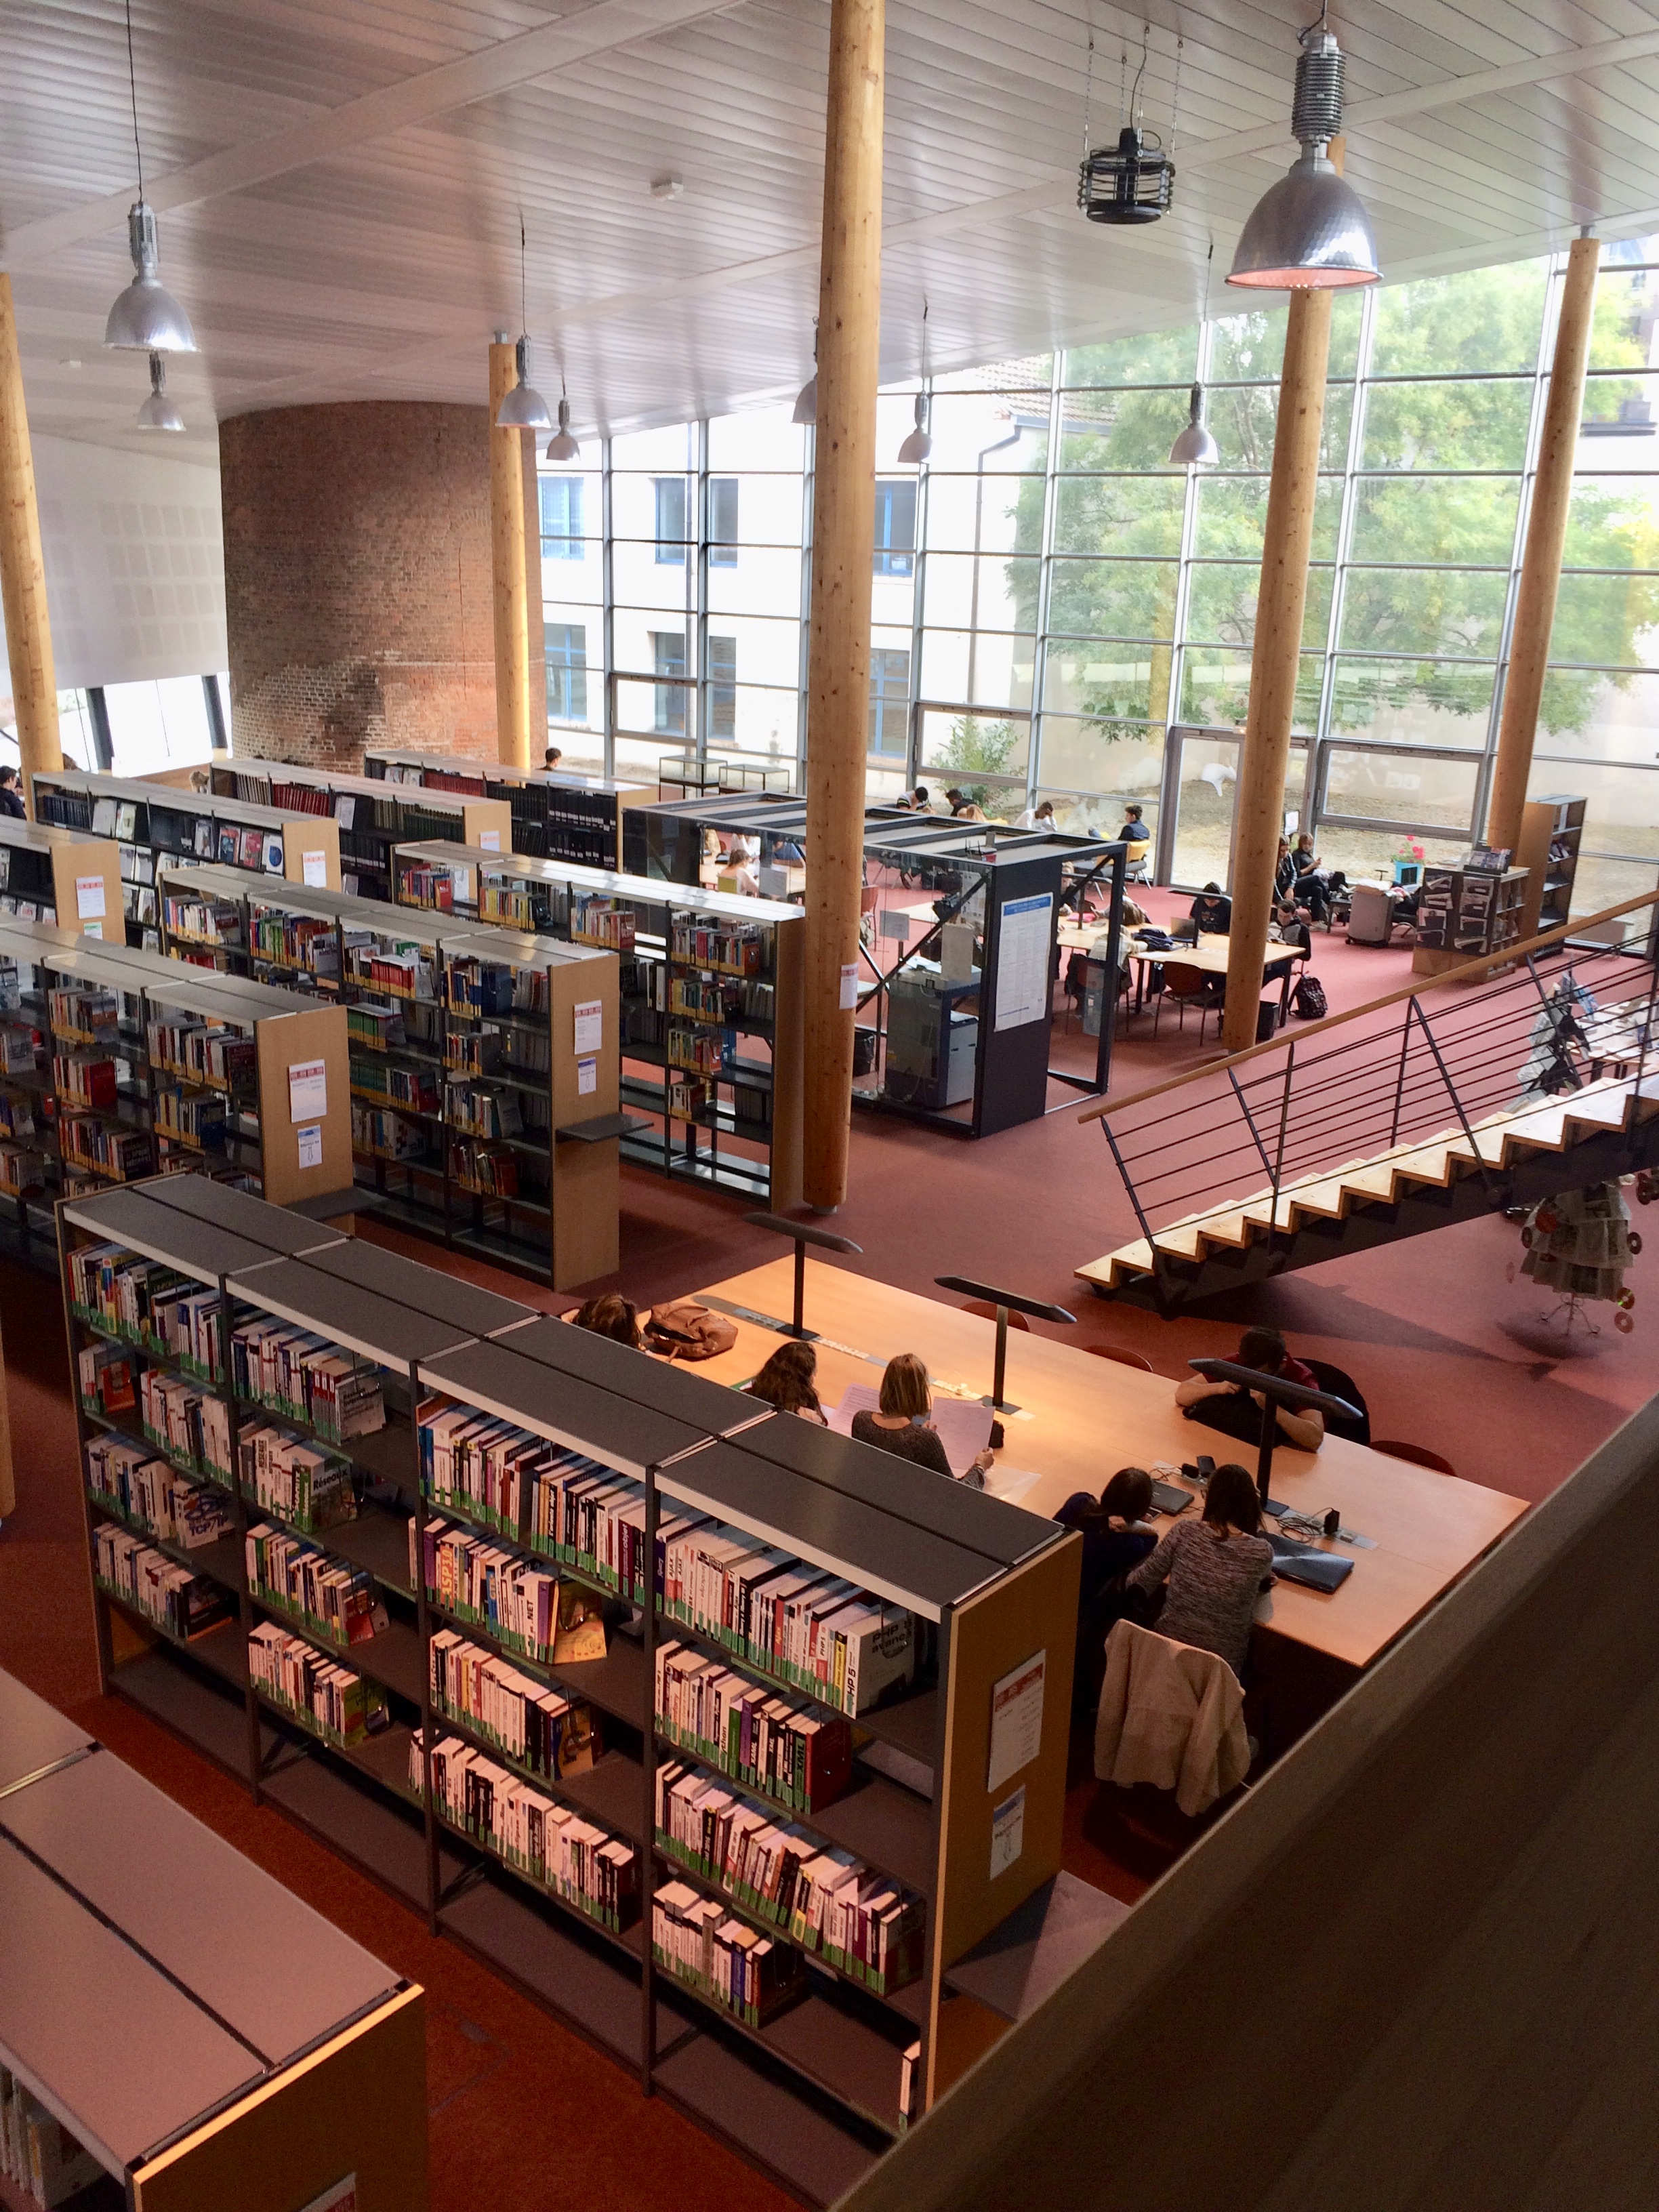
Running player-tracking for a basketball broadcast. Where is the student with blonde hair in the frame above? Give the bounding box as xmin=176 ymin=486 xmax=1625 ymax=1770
xmin=850 ymin=1353 xmax=994 ymax=1485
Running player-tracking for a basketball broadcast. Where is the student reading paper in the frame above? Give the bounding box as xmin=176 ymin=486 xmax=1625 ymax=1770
xmin=851 ymin=1353 xmax=994 ymax=1486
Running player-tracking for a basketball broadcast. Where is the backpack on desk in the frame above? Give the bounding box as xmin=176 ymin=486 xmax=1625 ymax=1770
xmin=644 ymin=1300 xmax=738 ymax=1361
xmin=1292 ymin=974 xmax=1328 ymax=1021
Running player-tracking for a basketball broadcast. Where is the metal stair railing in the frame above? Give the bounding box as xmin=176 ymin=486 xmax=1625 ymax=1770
xmin=1078 ymin=888 xmax=1659 ymax=1302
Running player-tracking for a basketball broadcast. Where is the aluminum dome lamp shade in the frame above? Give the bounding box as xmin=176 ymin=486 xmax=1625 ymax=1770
xmin=1227 ymin=24 xmax=1380 ymax=291
xmin=1169 ymin=384 xmax=1218 ymax=466
xmin=897 ymin=392 xmax=932 ymax=465
xmin=545 ymin=396 xmax=581 ymax=461
xmin=105 ymin=202 xmax=197 ymax=352
xmin=497 ymin=336 xmax=552 ymax=430
xmin=136 ymin=350 xmax=184 ymax=432
xmin=792 ymin=371 xmax=817 ymax=426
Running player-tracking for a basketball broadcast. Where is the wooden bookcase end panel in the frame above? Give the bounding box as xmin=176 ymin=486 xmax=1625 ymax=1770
xmin=548 ymin=959 xmax=621 ymax=1290
xmin=1515 ymin=802 xmax=1553 ymax=945
xmin=463 ymin=800 xmax=515 ymax=856
xmin=768 ymin=918 xmax=805 ymax=1211
xmin=49 ymin=842 xmax=124 ymax=940
xmin=255 ymin=1004 xmax=354 ymax=1206
xmin=282 ymin=819 xmax=342 ymax=892
xmin=131 ymin=1986 xmax=428 ymax=2212
xmin=928 ymin=1536 xmax=1082 ymax=2105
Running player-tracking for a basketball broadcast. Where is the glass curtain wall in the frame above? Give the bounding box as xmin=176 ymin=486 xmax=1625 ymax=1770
xmin=537 ymin=241 xmax=1659 ymax=912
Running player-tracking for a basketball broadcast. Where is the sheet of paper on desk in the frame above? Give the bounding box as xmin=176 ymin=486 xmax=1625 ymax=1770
xmin=827 ymin=1385 xmax=994 ymax=1478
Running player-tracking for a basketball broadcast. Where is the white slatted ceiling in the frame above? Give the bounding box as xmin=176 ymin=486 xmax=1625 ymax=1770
xmin=3 ymin=0 xmax=1659 ymax=466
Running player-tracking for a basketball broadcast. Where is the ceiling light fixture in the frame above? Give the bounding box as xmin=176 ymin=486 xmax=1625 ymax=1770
xmin=545 ymin=390 xmax=581 ymax=461
xmin=136 ymin=350 xmax=184 ymax=432
xmin=897 ymin=300 xmax=933 ymax=464
xmin=1078 ymin=24 xmax=1179 ymax=226
xmin=496 ymin=218 xmax=553 ymax=430
xmin=1169 ymin=240 xmax=1220 ymax=466
xmin=104 ymin=0 xmax=197 ymax=352
xmin=1227 ymin=7 xmax=1380 ymax=289
xmin=792 ymin=321 xmax=818 ymax=426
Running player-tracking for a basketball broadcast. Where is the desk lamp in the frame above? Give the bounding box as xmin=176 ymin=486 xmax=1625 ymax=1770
xmin=742 ymin=1212 xmax=864 ymax=1338
xmin=935 ymin=1275 xmax=1076 ymax=1414
xmin=1186 ymin=1357 xmax=1361 ymax=1516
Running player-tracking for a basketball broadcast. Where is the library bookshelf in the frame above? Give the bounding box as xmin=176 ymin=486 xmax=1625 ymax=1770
xmin=59 ymin=1176 xmax=1078 ymax=2205
xmin=390 ymin=840 xmax=804 ymax=1210
xmin=0 ymin=912 xmax=350 ymax=1271
xmin=363 ymin=745 xmax=649 ymax=871
xmin=154 ymin=863 xmax=621 ymax=1290
xmin=0 ymin=819 xmax=124 ymax=938
xmin=0 ymin=1669 xmax=426 ymax=2212
xmin=29 ymin=768 xmax=342 ymax=946
xmin=209 ymin=761 xmax=511 ymax=903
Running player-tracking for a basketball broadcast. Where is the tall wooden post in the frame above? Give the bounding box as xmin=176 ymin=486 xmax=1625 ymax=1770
xmin=522 ymin=436 xmax=547 ymax=764
xmin=802 ymin=0 xmax=885 ymax=1210
xmin=0 ymin=275 xmax=62 ymax=809
xmin=1486 ymin=234 xmax=1599 ymax=860
xmin=1221 ymin=279 xmax=1337 ymax=1054
xmin=489 ymin=337 xmax=532 ymax=771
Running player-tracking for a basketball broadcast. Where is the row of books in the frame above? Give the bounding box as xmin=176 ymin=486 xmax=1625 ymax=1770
xmin=670 ymin=918 xmax=767 ymax=977
xmin=154 ymin=1084 xmax=230 ymax=1149
xmin=446 ymin=955 xmax=550 ymax=1020
xmin=419 ymin=1517 xmax=577 ymax=1669
xmin=346 ymin=1002 xmax=407 ymax=1052
xmin=417 ymin=1395 xmax=916 ymax=1717
xmin=655 ymin=1761 xmax=922 ymax=1995
xmin=352 ymin=1101 xmax=432 ymax=1162
xmin=0 ymin=2063 xmax=106 ymax=2209
xmin=142 ymin=1365 xmax=232 ymax=1481
xmin=346 ymin=945 xmax=437 ymax=1002
xmin=85 ymin=1435 xmax=234 ymax=1551
xmin=670 ymin=974 xmax=747 ymax=1025
xmin=417 ymin=1729 xmax=639 ymax=1930
xmin=444 ymin=1025 xmax=499 ymax=1076
xmin=428 ymin=1626 xmax=602 ymax=1779
xmin=238 ymin=1420 xmax=356 ymax=1532
xmin=79 ymin=1339 xmax=138 ymax=1421
xmin=60 ymin=1115 xmax=153 ymax=1183
xmin=245 ymin=1523 xmax=385 ymax=1647
xmin=447 ymin=1136 xmax=522 ymax=1198
xmin=397 ymin=865 xmax=457 ymax=912
xmin=571 ymin=895 xmax=637 ymax=952
xmin=350 ymin=1056 xmax=438 ymax=1113
xmin=230 ymin=1315 xmax=387 ymax=1441
xmin=250 ymin=911 xmax=340 ymax=979
xmin=444 ymin=1078 xmax=525 ymax=1139
xmin=478 ymin=881 xmax=537 ymax=930
xmin=161 ymin=893 xmax=239 ymax=946
xmin=668 ymin=1023 xmax=731 ymax=1076
xmin=94 ymin=1523 xmax=232 ymax=1639
xmin=52 ymin=1050 xmax=119 ymax=1109
xmin=69 ymin=1244 xmax=208 ymax=1364
xmin=653 ymin=1879 xmax=804 ymax=2028
xmin=47 ymin=985 xmax=120 ymax=1044
xmin=248 ymin=1622 xmax=389 ymax=1748
xmin=655 ymin=1638 xmax=852 ymax=1814
xmin=0 ymin=1141 xmax=45 ymax=1196
xmin=146 ymin=1016 xmax=256 ymax=1092
xmin=628 ymin=954 xmax=667 ymax=1012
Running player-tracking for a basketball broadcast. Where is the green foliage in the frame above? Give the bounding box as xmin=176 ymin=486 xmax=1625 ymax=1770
xmin=1010 ymin=260 xmax=1659 ymax=744
xmin=929 ymin=715 xmax=1023 ymax=808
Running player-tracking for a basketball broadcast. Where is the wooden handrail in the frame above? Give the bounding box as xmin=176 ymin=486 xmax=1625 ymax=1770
xmin=1078 ymin=884 xmax=1659 ymax=1124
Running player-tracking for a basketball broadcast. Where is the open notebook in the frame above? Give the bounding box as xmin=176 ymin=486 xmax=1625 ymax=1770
xmin=826 ymin=1384 xmax=994 ymax=1480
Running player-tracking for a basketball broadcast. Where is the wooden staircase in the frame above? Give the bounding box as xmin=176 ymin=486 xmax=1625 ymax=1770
xmin=1078 ymin=1073 xmax=1659 ymax=1310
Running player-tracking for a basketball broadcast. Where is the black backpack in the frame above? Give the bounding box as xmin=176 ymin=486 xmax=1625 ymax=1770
xmin=1292 ymin=974 xmax=1328 ymax=1021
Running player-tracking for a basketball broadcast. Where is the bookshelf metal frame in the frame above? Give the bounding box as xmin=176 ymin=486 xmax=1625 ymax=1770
xmin=362 ymin=745 xmax=647 ymax=869
xmin=57 ymin=1175 xmax=1076 ymax=2205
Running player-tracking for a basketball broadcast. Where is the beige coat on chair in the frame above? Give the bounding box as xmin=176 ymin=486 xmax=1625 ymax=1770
xmin=1093 ymin=1618 xmax=1251 ymax=1818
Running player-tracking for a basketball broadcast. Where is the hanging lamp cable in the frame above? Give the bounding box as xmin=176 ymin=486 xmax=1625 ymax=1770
xmin=124 ymin=0 xmax=144 ymax=197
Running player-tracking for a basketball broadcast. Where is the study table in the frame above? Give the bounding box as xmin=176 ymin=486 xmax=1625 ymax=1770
xmin=682 ymin=1257 xmax=1528 ymax=1678
xmin=1056 ymin=926 xmax=1299 ymax=1024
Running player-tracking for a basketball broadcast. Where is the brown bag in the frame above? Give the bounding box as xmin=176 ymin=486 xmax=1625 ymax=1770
xmin=644 ymin=1299 xmax=738 ymax=1361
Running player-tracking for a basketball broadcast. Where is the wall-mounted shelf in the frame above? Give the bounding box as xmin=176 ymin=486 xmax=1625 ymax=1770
xmin=389 ymin=840 xmax=804 ymax=1210
xmin=57 ymin=1176 xmax=1079 ymax=2205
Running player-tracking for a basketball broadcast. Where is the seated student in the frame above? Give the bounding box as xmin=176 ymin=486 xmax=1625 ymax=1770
xmin=1291 ymin=832 xmax=1330 ymax=923
xmin=1056 ymin=1467 xmax=1158 ymax=1708
xmin=1189 ymin=881 xmax=1232 ymax=935
xmin=909 ymin=784 xmax=933 ymax=813
xmin=544 ymin=745 xmax=564 ymax=771
xmin=1273 ymin=836 xmax=1298 ymax=912
xmin=572 ymin=1292 xmax=647 ymax=1351
xmin=1117 ymin=802 xmax=1151 ymax=849
xmin=1174 ymin=1325 xmax=1325 ymax=1452
xmin=0 ymin=769 xmax=24 ymax=820
xmin=1015 ymin=798 xmax=1057 ymax=831
xmin=851 ymin=1353 xmax=995 ymax=1485
xmin=747 ymin=1340 xmax=827 ymax=1425
xmin=1126 ymin=1461 xmax=1275 ymax=1681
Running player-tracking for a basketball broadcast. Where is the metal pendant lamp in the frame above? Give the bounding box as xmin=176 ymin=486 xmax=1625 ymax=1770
xmin=496 ymin=220 xmax=553 ymax=430
xmin=136 ymin=351 xmax=184 ymax=432
xmin=792 ymin=321 xmax=818 ymax=425
xmin=897 ymin=302 xmax=933 ymax=464
xmin=1227 ymin=12 xmax=1380 ymax=290
xmin=104 ymin=0 xmax=196 ymax=353
xmin=1077 ymin=28 xmax=1179 ymax=227
xmin=544 ymin=392 xmax=581 ymax=461
xmin=1169 ymin=241 xmax=1219 ymax=466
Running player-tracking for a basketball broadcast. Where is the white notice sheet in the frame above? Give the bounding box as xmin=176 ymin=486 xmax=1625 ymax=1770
xmin=994 ymin=893 xmax=1053 ymax=1031
xmin=986 ymin=1649 xmax=1046 ymax=1793
xmin=287 ymin=1058 xmax=327 ymax=1122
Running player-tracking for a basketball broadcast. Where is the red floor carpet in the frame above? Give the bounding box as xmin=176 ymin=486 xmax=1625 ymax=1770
xmin=1 ymin=909 xmax=1650 ymax=2208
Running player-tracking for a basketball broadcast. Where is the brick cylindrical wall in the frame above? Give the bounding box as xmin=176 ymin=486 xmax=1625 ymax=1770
xmin=220 ymin=401 xmax=497 ymax=767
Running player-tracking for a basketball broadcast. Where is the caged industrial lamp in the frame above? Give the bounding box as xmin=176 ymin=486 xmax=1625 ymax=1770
xmin=1079 ymin=125 xmax=1175 ymax=226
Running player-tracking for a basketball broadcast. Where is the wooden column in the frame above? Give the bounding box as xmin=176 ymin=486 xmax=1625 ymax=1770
xmin=1486 ymin=235 xmax=1600 ymax=861
xmin=522 ymin=434 xmax=547 ymax=762
xmin=489 ymin=338 xmax=532 ymax=771
xmin=802 ymin=0 xmax=885 ymax=1210
xmin=0 ymin=274 xmax=62 ymax=811
xmin=1221 ymin=286 xmax=1335 ymax=1054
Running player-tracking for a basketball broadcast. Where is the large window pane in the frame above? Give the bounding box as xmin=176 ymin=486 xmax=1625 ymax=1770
xmin=1046 ymin=558 xmax=1176 ymax=640
xmin=1563 ymin=475 xmax=1659 ymax=569
xmin=1328 ymin=659 xmax=1495 ymax=745
xmin=1580 ymin=369 xmax=1659 ymax=445
xmin=1181 ymin=649 xmax=1321 ymax=731
xmin=1210 ymin=306 xmax=1288 ymax=383
xmin=546 ymin=622 xmax=590 ymax=724
xmin=1337 ymin=568 xmax=1508 ymax=657
xmin=924 ymin=552 xmax=1039 ymax=634
xmin=924 ymin=471 xmax=1042 ymax=554
xmin=1321 ymin=745 xmax=1481 ymax=834
xmin=869 ymin=648 xmax=911 ymax=759
xmin=920 ymin=628 xmax=1035 ymax=712
xmin=706 ymin=408 xmax=806 ymax=471
xmin=1549 ymin=570 xmax=1659 ymax=667
xmin=1059 ymin=391 xmax=1189 ymax=472
xmin=1063 ymin=328 xmax=1197 ymax=386
xmin=1536 ymin=667 xmax=1659 ymax=760
xmin=707 ymin=548 xmax=804 ymax=619
xmin=1528 ymin=756 xmax=1659 ymax=913
xmin=917 ymin=708 xmax=1031 ymax=791
xmin=1036 ymin=716 xmax=1163 ymax=800
xmin=611 ymin=424 xmax=694 ymax=470
xmin=1347 ymin=476 xmax=1519 ymax=565
xmin=1589 ymin=264 xmax=1659 ymax=373
xmin=1186 ymin=563 xmax=1333 ymax=651
xmin=710 ymin=683 xmax=798 ymax=760
xmin=1042 ymin=641 xmax=1165 ymax=723
xmin=1369 ymin=261 xmax=1549 ymax=375
xmin=1053 ymin=474 xmax=1184 ymax=557
xmin=926 ymin=396 xmax=1048 ymax=472
xmin=1193 ymin=474 xmax=1342 ymax=562
xmin=1360 ymin=378 xmax=1533 ymax=471
xmin=701 ymin=612 xmax=799 ymax=690
xmin=535 ymin=544 xmax=602 ymax=606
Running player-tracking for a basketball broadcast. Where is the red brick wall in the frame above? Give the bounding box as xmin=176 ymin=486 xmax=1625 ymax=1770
xmin=219 ymin=402 xmax=499 ymax=767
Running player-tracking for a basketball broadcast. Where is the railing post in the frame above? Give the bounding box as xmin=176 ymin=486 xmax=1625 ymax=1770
xmin=1390 ymin=1001 xmax=1412 ymax=1149
xmin=1227 ymin=1065 xmax=1277 ymax=1187
xmin=1097 ymin=1116 xmax=1172 ymax=1315
xmin=1413 ymin=997 xmax=1501 ymax=1200
xmin=1268 ymin=1042 xmax=1294 ymax=1234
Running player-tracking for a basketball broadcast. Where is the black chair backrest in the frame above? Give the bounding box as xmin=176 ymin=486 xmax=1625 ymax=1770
xmin=1302 ymin=1359 xmax=1371 ymax=1446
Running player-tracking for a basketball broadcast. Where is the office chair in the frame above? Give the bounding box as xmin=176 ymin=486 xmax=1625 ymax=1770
xmin=1372 ymin=1439 xmax=1456 ymax=1477
xmin=962 ymin=1300 xmax=1029 ymax=1330
xmin=1086 ymin=1344 xmax=1154 ymax=1373
xmin=1154 ymin=962 xmax=1213 ymax=1042
xmin=1094 ymin=1619 xmax=1252 ymax=1819
xmin=1300 ymin=1358 xmax=1371 ymax=1446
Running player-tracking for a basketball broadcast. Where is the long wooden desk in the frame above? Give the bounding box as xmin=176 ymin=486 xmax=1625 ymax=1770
xmin=687 ymin=1258 xmax=1528 ymax=1676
